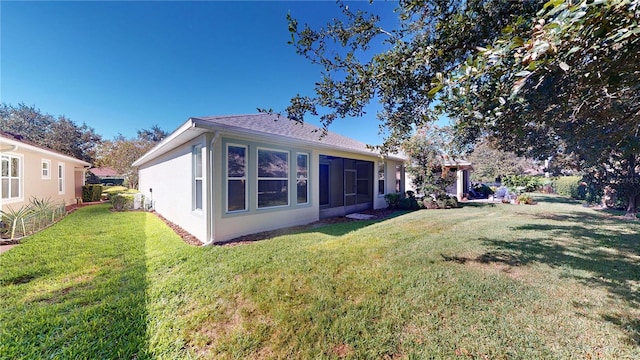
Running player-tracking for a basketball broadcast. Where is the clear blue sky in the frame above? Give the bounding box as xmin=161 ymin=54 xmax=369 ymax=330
xmin=1 ymin=1 xmax=400 ymax=145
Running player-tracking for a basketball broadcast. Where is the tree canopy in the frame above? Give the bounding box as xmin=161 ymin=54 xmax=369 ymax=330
xmin=94 ymin=127 xmax=168 ymax=188
xmin=0 ymin=103 xmax=101 ymax=163
xmin=285 ymin=0 xmax=639 ymax=216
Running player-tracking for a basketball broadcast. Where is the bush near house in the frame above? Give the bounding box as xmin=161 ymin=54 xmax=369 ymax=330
xmin=82 ymin=184 xmax=103 ymax=202
xmin=502 ymin=175 xmax=542 ymax=193
xmin=553 ymin=176 xmax=587 ymax=200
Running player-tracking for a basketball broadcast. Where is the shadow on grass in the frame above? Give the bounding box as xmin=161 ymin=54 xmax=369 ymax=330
xmin=532 ymin=194 xmax=585 ymax=205
xmin=0 ymin=205 xmax=151 ymax=358
xmin=470 ymin=209 xmax=639 ymax=345
xmin=216 ymin=210 xmax=410 ymax=245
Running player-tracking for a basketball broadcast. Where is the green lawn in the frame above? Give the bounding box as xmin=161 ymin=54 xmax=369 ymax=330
xmin=1 ymin=196 xmax=639 ymax=359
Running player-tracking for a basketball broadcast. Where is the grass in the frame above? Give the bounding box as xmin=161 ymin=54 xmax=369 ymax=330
xmin=1 ymin=195 xmax=639 ymax=359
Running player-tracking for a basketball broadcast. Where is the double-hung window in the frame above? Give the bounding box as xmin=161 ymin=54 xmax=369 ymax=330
xmin=227 ymin=145 xmax=247 ymax=212
xmin=1 ymin=155 xmax=21 ymax=200
xmin=296 ymin=153 xmax=309 ymax=204
xmin=58 ymin=163 xmax=65 ymax=194
xmin=42 ymin=159 xmax=51 ymax=179
xmin=193 ymin=145 xmax=203 ymax=211
xmin=257 ymin=148 xmax=289 ymax=208
xmin=378 ymin=161 xmax=386 ymax=195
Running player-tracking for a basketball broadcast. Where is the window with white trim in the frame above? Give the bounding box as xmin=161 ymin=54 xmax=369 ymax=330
xmin=257 ymin=148 xmax=289 ymax=208
xmin=58 ymin=163 xmax=65 ymax=194
xmin=227 ymin=144 xmax=247 ymax=212
xmin=42 ymin=159 xmax=51 ymax=179
xmin=193 ymin=145 xmax=203 ymax=210
xmin=378 ymin=161 xmax=386 ymax=195
xmin=296 ymin=153 xmax=309 ymax=204
xmin=1 ymin=155 xmax=21 ymax=200
xmin=395 ymin=164 xmax=402 ymax=193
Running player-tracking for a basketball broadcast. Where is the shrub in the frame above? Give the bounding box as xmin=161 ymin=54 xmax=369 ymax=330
xmin=423 ymin=198 xmax=439 ymax=209
xmin=502 ymin=175 xmax=542 ymax=192
xmin=435 ymin=194 xmax=459 ymax=209
xmin=516 ymin=194 xmax=535 ymax=205
xmin=82 ymin=184 xmax=103 ymax=202
xmin=384 ymin=193 xmax=401 ymax=209
xmin=553 ymin=176 xmax=586 ymax=200
xmin=398 ymin=197 xmax=420 ymax=210
xmin=111 ymin=193 xmax=135 ymax=211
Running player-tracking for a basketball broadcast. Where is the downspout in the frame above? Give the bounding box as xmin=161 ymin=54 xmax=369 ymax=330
xmin=202 ymin=131 xmax=220 ymax=246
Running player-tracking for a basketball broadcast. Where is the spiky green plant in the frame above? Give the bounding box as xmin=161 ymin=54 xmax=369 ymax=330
xmin=0 ymin=205 xmax=34 ymax=240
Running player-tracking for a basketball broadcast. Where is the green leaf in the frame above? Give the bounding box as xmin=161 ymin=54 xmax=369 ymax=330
xmin=427 ymin=84 xmax=444 ymax=98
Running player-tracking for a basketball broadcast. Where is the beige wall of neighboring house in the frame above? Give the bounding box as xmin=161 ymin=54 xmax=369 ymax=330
xmin=1 ymin=133 xmax=90 ymax=212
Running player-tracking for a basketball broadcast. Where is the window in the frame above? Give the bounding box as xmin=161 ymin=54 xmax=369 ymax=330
xmin=42 ymin=159 xmax=51 ymax=179
xmin=193 ymin=145 xmax=203 ymax=210
xmin=395 ymin=164 xmax=402 ymax=193
xmin=296 ymin=153 xmax=309 ymax=204
xmin=58 ymin=163 xmax=65 ymax=194
xmin=378 ymin=161 xmax=386 ymax=195
xmin=1 ymin=155 xmax=21 ymax=200
xmin=227 ymin=145 xmax=247 ymax=212
xmin=257 ymin=148 xmax=288 ymax=208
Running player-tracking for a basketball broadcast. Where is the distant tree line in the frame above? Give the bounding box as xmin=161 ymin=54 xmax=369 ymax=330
xmin=0 ymin=103 xmax=168 ymax=188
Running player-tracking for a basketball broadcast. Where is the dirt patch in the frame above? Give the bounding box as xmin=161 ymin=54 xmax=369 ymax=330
xmin=151 ymin=211 xmax=203 ymax=246
xmin=332 ymin=343 xmax=355 ymax=358
xmin=441 ymin=251 xmax=527 ymax=280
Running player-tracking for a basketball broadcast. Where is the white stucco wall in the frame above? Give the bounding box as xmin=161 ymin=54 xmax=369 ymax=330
xmin=136 ymin=130 xmax=407 ymax=244
xmin=138 ymin=135 xmax=208 ymax=242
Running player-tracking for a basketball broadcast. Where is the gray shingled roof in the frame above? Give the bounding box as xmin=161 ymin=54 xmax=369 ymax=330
xmin=192 ymin=113 xmax=397 ymax=157
xmin=134 ymin=113 xmax=405 ymax=167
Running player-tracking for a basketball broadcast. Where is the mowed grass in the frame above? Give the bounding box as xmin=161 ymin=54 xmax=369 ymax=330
xmin=1 ymin=196 xmax=639 ymax=359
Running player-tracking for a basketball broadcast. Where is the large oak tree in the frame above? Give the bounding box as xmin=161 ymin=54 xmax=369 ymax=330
xmin=284 ymin=0 xmax=639 ymax=217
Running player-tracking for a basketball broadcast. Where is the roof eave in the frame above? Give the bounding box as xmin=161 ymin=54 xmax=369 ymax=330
xmin=132 ymin=118 xmax=214 ymax=167
xmin=0 ymin=135 xmax=91 ymax=167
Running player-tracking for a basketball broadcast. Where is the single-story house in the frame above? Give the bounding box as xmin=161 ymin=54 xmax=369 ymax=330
xmin=443 ymin=158 xmax=473 ymax=200
xmin=404 ymin=158 xmax=473 ymax=200
xmin=132 ymin=114 xmax=406 ymax=245
xmin=1 ymin=131 xmax=91 ymax=212
xmin=87 ymin=167 xmax=125 ymax=186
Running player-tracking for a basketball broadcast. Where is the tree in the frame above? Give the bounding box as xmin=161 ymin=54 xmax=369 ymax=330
xmin=402 ymin=125 xmax=455 ymax=197
xmin=284 ymin=0 xmax=639 ymax=217
xmin=0 ymin=103 xmax=101 ymax=163
xmin=442 ymin=0 xmax=640 ymax=216
xmin=283 ymin=0 xmax=541 ymax=152
xmin=137 ymin=124 xmax=168 ymax=143
xmin=95 ymin=127 xmax=168 ymax=189
xmin=467 ymin=139 xmax=536 ymax=183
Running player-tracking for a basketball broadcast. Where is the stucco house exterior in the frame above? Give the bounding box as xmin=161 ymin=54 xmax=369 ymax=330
xmin=1 ymin=131 xmax=91 ymax=212
xmin=404 ymin=158 xmax=473 ymax=200
xmin=132 ymin=114 xmax=406 ymax=245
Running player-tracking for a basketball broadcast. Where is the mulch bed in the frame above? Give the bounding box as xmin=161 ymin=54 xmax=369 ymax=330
xmin=152 ymin=208 xmax=399 ymax=247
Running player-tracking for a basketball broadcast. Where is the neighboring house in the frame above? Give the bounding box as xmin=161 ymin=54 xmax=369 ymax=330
xmin=132 ymin=114 xmax=406 ymax=244
xmin=443 ymin=158 xmax=473 ymax=200
xmin=405 ymin=158 xmax=473 ymax=200
xmin=0 ymin=131 xmax=90 ymax=212
xmin=88 ymin=167 xmax=125 ymax=186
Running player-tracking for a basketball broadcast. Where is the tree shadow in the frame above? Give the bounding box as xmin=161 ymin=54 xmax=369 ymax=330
xmin=217 ymin=210 xmax=409 ymax=245
xmin=471 ymin=212 xmax=640 ymax=345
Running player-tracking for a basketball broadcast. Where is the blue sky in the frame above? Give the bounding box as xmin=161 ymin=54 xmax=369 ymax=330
xmin=1 ymin=1 xmax=400 ymax=145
